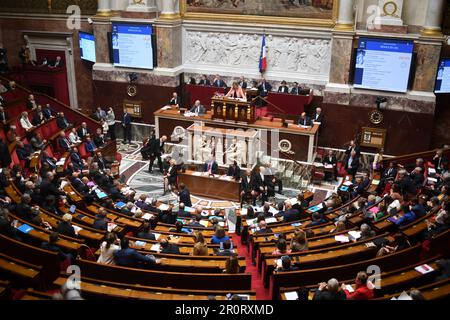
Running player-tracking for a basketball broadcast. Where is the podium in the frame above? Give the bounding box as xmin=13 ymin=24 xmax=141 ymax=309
xmin=211 ymin=96 xmax=255 ymax=124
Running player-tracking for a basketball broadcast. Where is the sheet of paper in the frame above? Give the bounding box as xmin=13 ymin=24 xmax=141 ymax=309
xmin=415 ymin=264 xmax=434 ymax=274
xmin=335 ymin=235 xmax=350 ymax=243
xmin=345 ymin=285 xmax=355 ymax=293
xmin=135 ymin=241 xmax=146 ymax=247
xmin=428 ymin=168 xmax=436 ymax=174
xmin=107 ymin=223 xmax=117 ymax=232
xmin=284 ymin=291 xmax=299 ymax=300
xmin=268 ymin=207 xmax=279 ymax=215
xmin=158 ymin=204 xmax=170 ymax=211
xmin=265 ymin=217 xmax=278 ymax=224
xmin=241 ymin=208 xmax=248 ymax=216
xmin=73 ymin=225 xmax=83 ymax=234
xmin=150 ymin=244 xmax=161 ymax=252
xmin=192 ymin=172 xmax=202 ymax=176
xmin=199 ymin=220 xmax=209 ymax=228
xmin=142 ymin=213 xmax=154 ymax=220
xmin=153 ymin=233 xmax=161 ymax=240
xmin=372 ymin=180 xmax=380 ymax=185
xmin=348 ymin=231 xmax=362 ymax=239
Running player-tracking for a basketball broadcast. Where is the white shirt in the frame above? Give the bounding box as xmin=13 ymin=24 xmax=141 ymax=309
xmin=106 ymin=110 xmax=116 ymax=126
xmin=97 ymin=242 xmax=120 ymax=265
xmin=68 ymin=132 xmax=81 ymax=144
xmin=20 ymin=116 xmax=33 ymax=130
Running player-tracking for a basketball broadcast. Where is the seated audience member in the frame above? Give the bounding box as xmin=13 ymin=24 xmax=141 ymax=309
xmin=93 ymin=128 xmax=105 ymax=147
xmin=56 ymin=112 xmax=70 ymax=129
xmin=0 ymin=209 xmax=20 ymax=240
xmin=70 ymin=147 xmax=84 ymax=171
xmin=272 ymin=238 xmax=291 ymax=255
xmin=26 ymin=94 xmax=37 ymax=110
xmin=225 ymin=82 xmax=246 ymax=99
xmin=290 ymin=229 xmax=309 ymax=252
xmin=377 ymin=233 xmax=411 ymax=257
xmin=41 ymin=232 xmax=73 ymax=262
xmin=258 ymin=78 xmax=272 ymax=97
xmin=92 ymin=208 xmax=108 ymax=231
xmin=93 ymin=151 xmax=110 ymax=171
xmin=192 ymin=241 xmax=209 ymax=256
xmin=32 ymin=108 xmax=46 ymax=126
xmin=277 ymin=80 xmax=290 ymax=93
xmin=255 ymin=220 xmax=273 ymax=234
xmin=224 ymin=255 xmax=240 ymax=274
xmin=393 ymin=205 xmax=417 ymax=226
xmin=77 ymin=122 xmax=90 ymax=139
xmin=433 ymin=149 xmax=449 ymax=174
xmin=58 ymin=131 xmax=72 ymax=152
xmin=16 ymin=141 xmax=32 ymax=165
xmin=159 ymin=237 xmax=180 ymax=255
xmin=114 ymin=237 xmax=158 ymax=268
xmin=297 ymin=112 xmax=311 ymax=127
xmin=19 ymin=111 xmax=34 ymax=131
xmin=68 ymin=128 xmax=81 ymax=145
xmin=213 ymin=74 xmax=227 ymax=88
xmin=276 ymin=255 xmax=299 ymax=272
xmin=189 ymin=100 xmax=206 ymax=115
xmin=0 ymin=106 xmax=8 ymax=124
xmin=198 ymin=74 xmax=211 ymax=86
xmin=42 ymin=104 xmax=53 ymax=119
xmin=290 ymin=82 xmax=301 ymax=95
xmin=187 ymin=215 xmax=204 ymax=228
xmin=169 ymin=220 xmax=188 ymax=234
xmin=307 ymin=212 xmax=327 ymax=227
xmin=84 ymin=136 xmax=97 ymax=155
xmin=30 ymin=132 xmax=46 ymax=151
xmin=282 ymin=201 xmax=300 ymax=222
xmin=211 ymin=226 xmax=230 ymax=244
xmin=396 ymin=169 xmax=417 ymax=197
xmin=56 ymin=214 xmax=78 ymax=238
xmin=342 ymin=271 xmax=375 ymax=300
xmin=136 ymin=221 xmax=156 ymax=240
xmin=217 ymin=240 xmax=234 ymax=256
xmin=204 ymin=155 xmax=219 ymax=175
xmin=238 ymin=76 xmax=247 ymax=89
xmin=313 ymin=278 xmax=347 ymax=300
xmin=359 ymin=223 xmax=376 ymax=240
xmin=434 ymin=259 xmax=450 ymax=282
xmin=410 ymin=167 xmax=425 ymax=189
xmin=312 ymin=107 xmax=324 ymax=124
xmin=97 ymin=233 xmax=121 ymax=265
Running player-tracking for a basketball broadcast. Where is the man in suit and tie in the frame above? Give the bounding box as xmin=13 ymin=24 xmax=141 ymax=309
xmin=241 ymin=169 xmax=257 ymax=206
xmin=169 ymin=92 xmax=180 ymax=108
xmin=178 ymin=183 xmax=192 ymax=208
xmin=56 ymin=112 xmax=69 ymax=130
xmin=77 ymin=122 xmax=90 ymax=140
xmin=48 ymin=56 xmax=64 ymax=68
xmin=433 ymin=149 xmax=449 ymax=174
xmin=42 ymin=104 xmax=53 ymax=120
xmin=238 ymin=76 xmax=247 ymax=89
xmin=312 ymin=107 xmax=324 ymax=124
xmin=298 ymin=112 xmax=312 ymax=127
xmin=57 ymin=131 xmax=72 ymax=152
xmin=122 ymin=109 xmax=132 ymax=144
xmin=204 ymin=155 xmax=218 ymax=175
xmin=254 ymin=166 xmax=268 ymax=204
xmin=198 ymin=74 xmax=211 ymax=86
xmin=291 ymin=82 xmax=301 ymax=95
xmin=345 ymin=140 xmax=361 ymax=158
xmin=190 ymin=100 xmax=206 ymax=116
xmin=213 ymin=74 xmax=227 ymax=88
xmin=258 ymin=78 xmax=272 ymax=98
xmin=26 ymin=94 xmax=37 ymax=110
xmin=70 ymin=147 xmax=84 ymax=171
xmin=94 ymin=107 xmax=106 ymax=122
xmin=345 ymin=150 xmax=360 ymax=177
xmin=282 ymin=201 xmax=301 ymax=222
xmin=278 ymin=80 xmax=290 ymax=94
xmin=323 ymin=149 xmax=338 ymax=181
xmin=149 ymin=135 xmax=167 ymax=173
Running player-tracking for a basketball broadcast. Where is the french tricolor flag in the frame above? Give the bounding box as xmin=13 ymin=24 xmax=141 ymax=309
xmin=259 ymin=34 xmax=267 ymax=74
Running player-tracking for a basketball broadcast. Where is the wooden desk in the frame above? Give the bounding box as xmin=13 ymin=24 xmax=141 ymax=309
xmin=178 ymin=170 xmax=241 ymax=202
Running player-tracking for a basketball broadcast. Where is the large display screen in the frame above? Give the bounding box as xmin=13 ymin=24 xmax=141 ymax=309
xmin=435 ymin=59 xmax=450 ymax=93
xmin=353 ymin=38 xmax=414 ymax=93
xmin=79 ymin=32 xmax=96 ymax=63
xmin=111 ymin=23 xmax=154 ymax=69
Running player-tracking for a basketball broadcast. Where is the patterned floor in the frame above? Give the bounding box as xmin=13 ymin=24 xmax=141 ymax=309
xmin=119 ymin=139 xmax=342 ymax=211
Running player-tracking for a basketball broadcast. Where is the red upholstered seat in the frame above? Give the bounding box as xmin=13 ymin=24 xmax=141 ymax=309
xmin=46 ymin=119 xmax=59 ymax=138
xmin=78 ymin=143 xmax=88 ymax=159
xmin=10 ymin=149 xmax=19 ymax=168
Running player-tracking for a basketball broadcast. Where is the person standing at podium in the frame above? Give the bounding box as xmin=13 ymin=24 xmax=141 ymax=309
xmin=189 ymin=100 xmax=206 ymax=116
xmin=225 ymin=82 xmax=246 ymax=100
xmin=204 ymin=155 xmax=218 ymax=175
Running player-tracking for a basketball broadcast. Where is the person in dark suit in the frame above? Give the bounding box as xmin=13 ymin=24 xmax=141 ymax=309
xmin=70 ymin=147 xmax=84 ymax=171
xmin=169 ymin=92 xmax=181 ymax=107
xmin=311 ymin=107 xmax=324 ymax=124
xmin=137 ymin=222 xmax=156 ymax=240
xmin=433 ymin=149 xmax=449 ymax=174
xmin=186 ymin=215 xmax=204 ymax=228
xmin=39 ymin=172 xmax=65 ymax=199
xmin=258 ymin=78 xmax=272 ymax=97
xmin=198 ymin=74 xmax=211 ymax=86
xmin=77 ymin=122 xmax=90 ymax=140
xmin=16 ymin=141 xmax=32 ymax=166
xmin=92 ymin=209 xmax=108 ymax=231
xmin=298 ymin=112 xmax=312 ymax=127
xmin=396 ymin=169 xmax=417 ymax=196
xmin=323 ymin=149 xmax=337 ymax=181
xmin=57 ymin=214 xmax=78 ymax=238
xmin=160 ymin=238 xmax=180 ymax=255
xmin=345 ymin=150 xmax=360 ymax=177
xmin=204 ymin=156 xmax=218 ymax=175
xmin=189 ymin=100 xmax=206 ymax=115
xmin=238 ymin=76 xmax=247 ymax=89
xmin=114 ymin=237 xmax=158 ymax=268
xmin=42 ymin=104 xmax=53 ymax=120
xmin=148 ymin=135 xmax=167 ymax=173
xmin=41 ymin=232 xmax=72 ymax=262
xmin=345 ymin=140 xmax=361 ymax=158
xmin=290 ymin=82 xmax=301 ymax=95
xmin=240 ymin=169 xmax=257 ymax=206
xmin=56 ymin=112 xmax=70 ymax=129
xmin=213 ymin=74 xmax=227 ymax=88
xmin=277 ymin=80 xmax=290 ymax=94
xmin=410 ymin=167 xmax=425 ymax=189
xmin=178 ymin=183 xmax=192 ymax=208
xmin=227 ymin=161 xmax=241 ymax=181
xmin=282 ymin=201 xmax=301 ymax=222
xmin=26 ymin=94 xmax=37 ymax=110
xmin=121 ymin=109 xmax=132 ymax=144
xmin=57 ymin=131 xmax=71 ymax=152
xmin=254 ymin=220 xmax=273 ymax=235
xmin=0 ymin=139 xmax=11 ymax=168
xmin=253 ymin=167 xmax=267 ymax=203
xmin=313 ymin=279 xmax=347 ymax=300
xmin=15 ymin=194 xmax=37 ymax=223
xmin=48 ymin=56 xmax=64 ymax=68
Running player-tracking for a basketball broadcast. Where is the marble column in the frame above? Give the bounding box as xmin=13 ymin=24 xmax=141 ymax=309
xmin=159 ymin=0 xmax=180 ymax=19
xmin=93 ymin=20 xmax=112 ymax=64
xmin=97 ymin=0 xmax=112 ymax=16
xmin=422 ymin=0 xmax=446 ymax=36
xmin=335 ymin=0 xmax=355 ymax=31
xmin=111 ymin=0 xmax=127 ymax=11
xmin=413 ymin=39 xmax=443 ymax=92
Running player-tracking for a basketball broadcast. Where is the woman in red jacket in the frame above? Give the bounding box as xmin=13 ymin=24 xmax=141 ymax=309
xmin=342 ymin=271 xmax=375 ymax=300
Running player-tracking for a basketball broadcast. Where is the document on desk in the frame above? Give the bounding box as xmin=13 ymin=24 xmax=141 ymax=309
xmin=345 ymin=285 xmax=355 ymax=293
xmin=324 ymin=164 xmax=334 ymax=169
xmin=415 ymin=264 xmax=434 ymax=274
xmin=158 ymin=204 xmax=170 ymax=211
xmin=335 ymin=235 xmax=350 ymax=243
xmin=73 ymin=225 xmax=83 ymax=235
xmin=268 ymin=207 xmax=279 ymax=215
xmin=199 ymin=220 xmax=209 ymax=228
xmin=284 ymin=291 xmax=299 ymax=300
xmin=348 ymin=231 xmax=362 ymax=240
xmin=153 ymin=233 xmax=161 ymax=240
xmin=241 ymin=208 xmax=248 ymax=216
xmin=192 ymin=172 xmax=202 ymax=176
xmin=150 ymin=244 xmax=161 ymax=252
xmin=134 ymin=241 xmax=146 ymax=247
xmin=265 ymin=217 xmax=278 ymax=224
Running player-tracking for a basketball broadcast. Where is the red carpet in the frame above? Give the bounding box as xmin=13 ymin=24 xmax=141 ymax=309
xmin=231 ymin=234 xmax=272 ymax=300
